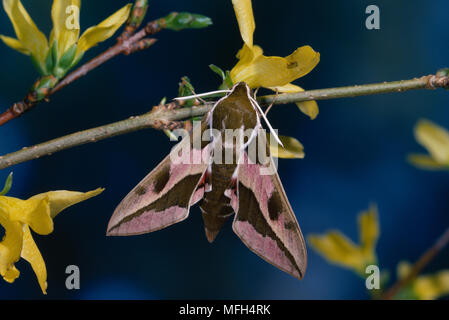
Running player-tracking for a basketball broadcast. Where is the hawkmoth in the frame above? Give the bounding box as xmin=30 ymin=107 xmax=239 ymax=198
xmin=107 ymin=82 xmax=307 ymax=280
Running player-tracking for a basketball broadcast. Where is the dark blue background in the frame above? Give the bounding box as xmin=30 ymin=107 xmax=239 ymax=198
xmin=0 ymin=0 xmax=448 ymax=299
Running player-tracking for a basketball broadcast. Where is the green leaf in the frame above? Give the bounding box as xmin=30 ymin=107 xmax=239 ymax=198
xmin=45 ymin=41 xmax=58 ymax=76
xmin=30 ymin=75 xmax=58 ymax=101
xmin=178 ymin=76 xmax=196 ymax=107
xmin=57 ymin=44 xmax=78 ymax=74
xmin=209 ymin=64 xmax=225 ymax=80
xmin=178 ymin=76 xmax=195 ymax=96
xmin=159 ymin=97 xmax=167 ymax=105
xmin=437 ymin=68 xmax=449 ymax=77
xmin=209 ymin=64 xmax=234 ymax=90
xmin=163 ymin=12 xmax=212 ymax=31
xmin=0 ymin=172 xmax=13 ymax=196
xmin=223 ymin=70 xmax=234 ymax=89
xmin=393 ymin=285 xmax=419 ymax=300
xmin=30 ymin=54 xmax=48 ymax=76
xmin=163 ymin=129 xmax=179 ymax=141
xmin=127 ymin=0 xmax=149 ymax=29
xmin=68 ymin=52 xmax=84 ymax=71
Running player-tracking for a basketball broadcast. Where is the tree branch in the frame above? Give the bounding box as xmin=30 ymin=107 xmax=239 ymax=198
xmin=380 ymin=226 xmax=449 ymax=300
xmin=0 ymin=0 xmax=163 ymax=127
xmin=258 ymin=74 xmax=448 ymax=106
xmin=0 ymin=72 xmax=447 ymax=170
xmin=50 ymin=20 xmax=162 ymax=95
xmin=0 ymin=103 xmax=211 ymax=170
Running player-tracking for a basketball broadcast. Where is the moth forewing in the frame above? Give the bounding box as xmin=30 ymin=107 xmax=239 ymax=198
xmin=106 ymin=134 xmax=211 ymax=236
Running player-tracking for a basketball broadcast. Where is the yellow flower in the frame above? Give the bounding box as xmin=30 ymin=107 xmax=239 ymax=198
xmin=0 ymin=188 xmax=104 ymax=293
xmin=268 ymin=134 xmax=305 ymax=159
xmin=230 ymin=0 xmax=320 ymax=119
xmin=308 ymin=205 xmax=379 ymax=275
xmin=0 ymin=0 xmax=131 ymax=77
xmin=408 ymin=119 xmax=449 ymax=170
xmin=397 ymin=262 xmax=449 ymax=300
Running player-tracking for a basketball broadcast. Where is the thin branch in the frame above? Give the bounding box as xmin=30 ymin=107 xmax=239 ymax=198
xmin=0 ymin=103 xmax=211 ymax=170
xmin=0 ymin=3 xmax=162 ymax=127
xmin=381 ymin=227 xmax=449 ymax=300
xmin=50 ymin=21 xmax=162 ymax=95
xmin=258 ymin=74 xmax=448 ymax=106
xmin=0 ymin=72 xmax=447 ymax=170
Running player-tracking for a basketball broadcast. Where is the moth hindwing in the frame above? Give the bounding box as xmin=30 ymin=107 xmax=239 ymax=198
xmin=107 ymin=82 xmax=307 ymax=280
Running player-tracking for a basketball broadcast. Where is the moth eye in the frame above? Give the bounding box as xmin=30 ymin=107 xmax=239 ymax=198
xmin=268 ymin=191 xmax=282 ymax=221
xmin=153 ymin=165 xmax=171 ymax=193
xmin=135 ymin=186 xmax=147 ymax=195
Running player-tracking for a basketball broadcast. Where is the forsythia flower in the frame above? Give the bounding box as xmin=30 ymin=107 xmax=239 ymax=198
xmin=268 ymin=134 xmax=305 ymax=159
xmin=0 ymin=0 xmax=131 ymax=77
xmin=0 ymin=188 xmax=104 ymax=293
xmin=397 ymin=262 xmax=449 ymax=300
xmin=230 ymin=0 xmax=320 ymax=119
xmin=408 ymin=119 xmax=449 ymax=170
xmin=308 ymin=205 xmax=379 ymax=275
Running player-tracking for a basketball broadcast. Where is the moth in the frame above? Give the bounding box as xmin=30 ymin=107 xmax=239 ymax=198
xmin=107 ymin=82 xmax=307 ymax=280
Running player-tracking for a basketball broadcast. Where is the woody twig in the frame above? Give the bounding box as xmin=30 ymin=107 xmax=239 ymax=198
xmin=0 ymin=71 xmax=447 ymax=170
xmin=381 ymin=227 xmax=449 ymax=300
xmin=0 ymin=0 xmax=211 ymax=126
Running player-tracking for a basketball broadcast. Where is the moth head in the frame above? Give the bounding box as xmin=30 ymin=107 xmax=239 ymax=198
xmin=224 ymin=82 xmax=283 ymax=148
xmin=174 ymin=82 xmax=283 ymax=147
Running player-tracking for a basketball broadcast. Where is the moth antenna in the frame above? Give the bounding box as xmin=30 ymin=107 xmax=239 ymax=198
xmin=242 ymin=122 xmax=261 ymax=151
xmin=253 ymin=87 xmax=260 ymax=97
xmin=248 ymin=96 xmax=284 ymax=148
xmin=189 ymin=87 xmax=207 ymax=104
xmin=174 ymin=90 xmax=232 ymax=101
xmin=264 ymin=88 xmax=279 ymax=116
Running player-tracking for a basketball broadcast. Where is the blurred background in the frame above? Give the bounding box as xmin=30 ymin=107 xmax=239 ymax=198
xmin=0 ymin=0 xmax=448 ymax=299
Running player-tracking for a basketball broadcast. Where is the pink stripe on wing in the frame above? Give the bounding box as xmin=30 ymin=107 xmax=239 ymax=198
xmin=109 ymin=206 xmax=186 ymax=236
xmin=233 ymin=220 xmax=301 ymax=279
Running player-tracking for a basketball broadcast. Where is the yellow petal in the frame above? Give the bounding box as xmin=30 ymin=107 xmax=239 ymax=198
xmin=2 ymin=0 xmax=48 ymax=64
xmin=270 ymin=84 xmax=319 ymax=119
xmin=231 ymin=44 xmax=262 ymax=79
xmin=3 ymin=265 xmax=20 ymax=283
xmin=414 ymin=275 xmax=440 ymax=300
xmin=269 ymin=83 xmax=304 ymax=93
xmin=397 ymin=261 xmax=412 ymax=279
xmin=268 ymin=134 xmax=305 ymax=159
xmin=407 ymin=154 xmax=449 ymax=170
xmin=0 ymin=34 xmax=29 ymax=54
xmin=0 ymin=206 xmax=23 ymax=281
xmin=76 ymin=4 xmax=132 ymax=57
xmin=1 ymin=196 xmax=53 ymax=235
xmin=414 ymin=270 xmax=449 ymax=300
xmin=436 ymin=270 xmax=449 ymax=294
xmin=231 ymin=45 xmax=320 ymax=88
xmin=21 ymin=225 xmax=47 ymax=294
xmin=397 ymin=263 xmax=449 ymax=300
xmin=358 ymin=205 xmax=379 ymax=262
xmin=51 ymin=0 xmax=81 ymax=58
xmin=232 ymin=0 xmax=255 ymax=48
xmin=308 ymin=231 xmax=366 ymax=272
xmin=437 ymin=270 xmax=449 ymax=287
xmin=415 ymin=119 xmax=449 ymax=164
xmin=296 ymin=101 xmax=319 ymax=120
xmin=29 ymin=188 xmax=104 ymax=219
